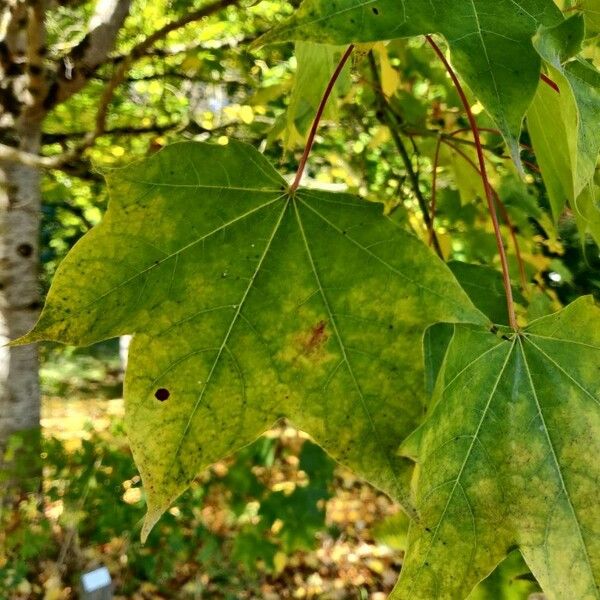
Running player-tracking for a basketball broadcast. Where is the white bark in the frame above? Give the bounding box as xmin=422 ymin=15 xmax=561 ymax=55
xmin=0 ymin=119 xmax=42 ymax=448
xmin=0 ymin=0 xmax=133 ymax=452
xmin=53 ymin=0 xmax=132 ymax=105
xmin=119 ymin=334 xmax=131 ymax=371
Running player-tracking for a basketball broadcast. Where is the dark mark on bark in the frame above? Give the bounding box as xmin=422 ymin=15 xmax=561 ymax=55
xmin=16 ymin=243 xmax=33 ymax=258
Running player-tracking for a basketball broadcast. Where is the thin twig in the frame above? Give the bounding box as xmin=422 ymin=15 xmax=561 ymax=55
xmin=367 ymin=51 xmax=444 ymax=259
xmin=441 ymin=138 xmax=528 ymax=290
xmin=426 ymin=35 xmax=518 ymax=329
xmin=290 ymin=45 xmax=354 ymax=192
xmin=450 ymin=127 xmax=537 ymax=155
xmin=429 ymin=134 xmax=443 ymax=248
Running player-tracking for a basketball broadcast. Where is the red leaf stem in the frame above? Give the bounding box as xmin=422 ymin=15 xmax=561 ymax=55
xmin=426 ymin=35 xmax=518 ymax=329
xmin=290 ymin=45 xmax=354 ymax=192
xmin=441 ymin=138 xmax=528 ymax=290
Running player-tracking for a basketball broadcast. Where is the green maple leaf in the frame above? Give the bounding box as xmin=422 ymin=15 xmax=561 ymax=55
xmin=468 ymin=551 xmax=540 ymax=600
xmin=528 ymin=14 xmax=600 ymax=240
xmin=284 ymin=41 xmax=351 ymax=147
xmin=259 ymin=0 xmax=563 ymax=164
xmin=395 ymin=296 xmax=600 ymax=599
xmin=19 ymin=141 xmax=487 ymax=537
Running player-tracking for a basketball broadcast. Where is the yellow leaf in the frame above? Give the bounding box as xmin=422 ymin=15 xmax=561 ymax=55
xmin=239 ymin=105 xmax=255 ymax=124
xmin=374 ymin=43 xmax=400 ymax=98
xmin=274 ymin=551 xmax=287 ymax=574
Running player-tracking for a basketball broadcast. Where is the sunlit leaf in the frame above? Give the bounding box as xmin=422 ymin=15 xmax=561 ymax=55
xmin=285 ymin=42 xmax=352 ymax=148
xmin=528 ymin=15 xmax=600 ymax=230
xmin=19 ymin=141 xmax=487 ymax=538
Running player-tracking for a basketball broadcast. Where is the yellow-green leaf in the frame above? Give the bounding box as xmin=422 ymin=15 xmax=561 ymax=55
xmin=285 ymin=42 xmax=351 ymax=148
xmin=394 ymin=296 xmax=600 ymax=599
xmin=528 ymin=15 xmax=600 ymax=229
xmin=19 ymin=141 xmax=487 ymax=538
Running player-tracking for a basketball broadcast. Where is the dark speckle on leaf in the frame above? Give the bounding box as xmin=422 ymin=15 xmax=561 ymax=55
xmin=155 ymin=388 xmax=170 ymax=401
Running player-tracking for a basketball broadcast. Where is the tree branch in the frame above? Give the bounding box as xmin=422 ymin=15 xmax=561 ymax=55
xmin=368 ymin=51 xmax=444 ymax=259
xmin=44 ymin=119 xmax=236 ymax=144
xmin=0 ymin=142 xmax=72 ymax=168
xmin=126 ymin=0 xmax=241 ymax=62
xmin=8 ymin=0 xmax=242 ymax=170
xmin=42 ymin=122 xmax=180 ymax=143
xmin=72 ymin=0 xmax=242 ymax=160
xmin=49 ymin=0 xmax=133 ymax=107
xmin=108 ymin=36 xmax=252 ymax=63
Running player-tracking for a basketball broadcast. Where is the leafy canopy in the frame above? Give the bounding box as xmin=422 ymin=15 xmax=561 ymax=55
xmin=21 ymin=141 xmax=486 ymax=538
xmin=260 ymin=0 xmax=563 ymax=163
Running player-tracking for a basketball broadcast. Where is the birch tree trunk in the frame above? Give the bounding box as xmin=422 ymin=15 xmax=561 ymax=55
xmin=0 ymin=119 xmax=42 ymax=475
xmin=0 ymin=0 xmax=130 ymax=476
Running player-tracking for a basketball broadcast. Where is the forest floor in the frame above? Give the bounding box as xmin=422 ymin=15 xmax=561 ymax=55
xmin=3 ymin=380 xmax=405 ymax=599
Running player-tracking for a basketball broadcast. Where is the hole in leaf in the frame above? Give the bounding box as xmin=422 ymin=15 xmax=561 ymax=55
xmin=155 ymin=388 xmax=170 ymax=402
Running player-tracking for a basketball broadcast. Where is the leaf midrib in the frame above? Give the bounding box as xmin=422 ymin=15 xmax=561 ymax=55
xmin=404 ymin=339 xmax=516 ymax=599
xmin=168 ymin=199 xmax=290 ymax=468
xmin=121 ymin=177 xmax=283 ymax=193
xmin=519 ymin=336 xmax=599 ymax=598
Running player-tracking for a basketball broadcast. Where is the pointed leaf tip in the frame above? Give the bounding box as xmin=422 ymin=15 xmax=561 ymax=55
xmin=141 ymin=509 xmax=162 ymax=544
xmin=7 ymin=331 xmax=39 ymax=347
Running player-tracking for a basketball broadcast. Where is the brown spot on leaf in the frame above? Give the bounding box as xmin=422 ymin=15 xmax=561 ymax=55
xmin=303 ymin=320 xmax=329 ymax=355
xmin=278 ymin=320 xmax=335 ymax=367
